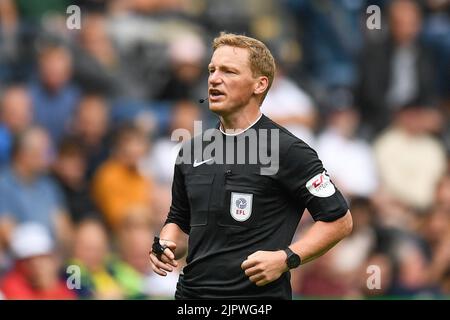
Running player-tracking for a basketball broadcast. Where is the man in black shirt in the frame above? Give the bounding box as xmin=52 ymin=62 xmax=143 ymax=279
xmin=149 ymin=33 xmax=353 ymax=299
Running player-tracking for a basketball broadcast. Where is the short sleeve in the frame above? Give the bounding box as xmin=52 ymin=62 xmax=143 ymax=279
xmin=164 ymin=163 xmax=191 ymax=234
xmin=277 ymin=142 xmax=348 ymax=222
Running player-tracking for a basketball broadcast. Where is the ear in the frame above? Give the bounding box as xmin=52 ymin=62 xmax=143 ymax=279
xmin=253 ymin=76 xmax=269 ymax=96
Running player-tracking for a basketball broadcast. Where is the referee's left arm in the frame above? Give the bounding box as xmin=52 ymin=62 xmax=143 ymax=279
xmin=242 ymin=142 xmax=353 ymax=286
xmin=287 ymin=210 xmax=353 ymax=265
xmin=241 ymin=211 xmax=352 ymax=287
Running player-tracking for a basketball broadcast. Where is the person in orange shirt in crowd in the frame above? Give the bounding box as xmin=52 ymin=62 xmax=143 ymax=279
xmin=92 ymin=124 xmax=152 ymax=230
xmin=0 ymin=223 xmax=76 ymax=300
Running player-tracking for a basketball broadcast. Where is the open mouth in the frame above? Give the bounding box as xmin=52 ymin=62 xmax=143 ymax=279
xmin=209 ymin=88 xmax=225 ymax=100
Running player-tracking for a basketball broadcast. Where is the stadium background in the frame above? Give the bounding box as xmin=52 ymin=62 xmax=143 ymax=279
xmin=0 ymin=0 xmax=449 ymax=299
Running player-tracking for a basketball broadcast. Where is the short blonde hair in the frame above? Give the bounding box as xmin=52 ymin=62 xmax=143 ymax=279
xmin=213 ymin=32 xmax=276 ymax=103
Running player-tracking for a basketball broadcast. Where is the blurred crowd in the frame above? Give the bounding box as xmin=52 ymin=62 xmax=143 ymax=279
xmin=0 ymin=0 xmax=449 ymax=299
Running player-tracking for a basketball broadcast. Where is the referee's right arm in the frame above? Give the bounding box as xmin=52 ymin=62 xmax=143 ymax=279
xmin=150 ymin=162 xmax=190 ymax=276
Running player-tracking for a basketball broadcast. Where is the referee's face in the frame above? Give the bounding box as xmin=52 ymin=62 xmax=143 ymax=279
xmin=208 ymin=45 xmax=258 ymax=116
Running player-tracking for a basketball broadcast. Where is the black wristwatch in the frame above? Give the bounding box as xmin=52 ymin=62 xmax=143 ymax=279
xmin=283 ymin=247 xmax=301 ymax=269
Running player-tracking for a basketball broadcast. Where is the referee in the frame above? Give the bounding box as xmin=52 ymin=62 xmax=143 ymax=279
xmin=149 ymin=33 xmax=353 ymax=299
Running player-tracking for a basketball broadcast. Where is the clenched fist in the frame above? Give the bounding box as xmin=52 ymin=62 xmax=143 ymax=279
xmin=241 ymin=250 xmax=289 ymax=286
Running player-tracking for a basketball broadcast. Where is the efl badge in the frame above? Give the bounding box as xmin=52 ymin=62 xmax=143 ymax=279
xmin=230 ymin=192 xmax=253 ymax=222
xmin=306 ymin=171 xmax=336 ymax=197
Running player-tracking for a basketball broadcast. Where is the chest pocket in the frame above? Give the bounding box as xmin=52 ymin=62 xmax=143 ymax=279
xmin=185 ymin=174 xmax=215 ymax=226
xmin=218 ymin=173 xmax=268 ymax=229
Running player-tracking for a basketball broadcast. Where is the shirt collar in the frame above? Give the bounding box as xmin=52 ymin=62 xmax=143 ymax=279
xmin=219 ymin=113 xmax=263 ymax=136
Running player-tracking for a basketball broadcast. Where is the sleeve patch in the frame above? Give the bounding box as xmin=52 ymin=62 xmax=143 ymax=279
xmin=306 ymin=171 xmax=336 ymax=198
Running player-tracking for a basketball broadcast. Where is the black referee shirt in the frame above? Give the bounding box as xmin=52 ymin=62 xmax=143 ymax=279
xmin=165 ymin=114 xmax=349 ymax=299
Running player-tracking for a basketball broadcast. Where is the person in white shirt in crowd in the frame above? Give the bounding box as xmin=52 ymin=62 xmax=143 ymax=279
xmin=142 ymin=99 xmax=202 ymax=185
xmin=316 ymin=87 xmax=378 ymax=198
xmin=261 ymin=66 xmax=317 ymax=146
xmin=373 ymin=100 xmax=446 ymax=223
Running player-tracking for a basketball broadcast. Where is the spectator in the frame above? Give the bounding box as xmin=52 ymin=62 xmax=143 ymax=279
xmin=388 ymin=239 xmax=441 ymax=298
xmin=29 ymin=43 xmax=81 ymax=144
xmin=73 ymin=13 xmax=123 ymax=96
xmin=143 ymin=100 xmax=201 ymax=185
xmin=374 ymin=102 xmax=447 ymax=212
xmin=0 ymin=223 xmax=75 ymax=299
xmin=357 ymin=0 xmax=436 ymax=135
xmin=328 ymin=197 xmax=378 ymax=294
xmin=435 ymin=173 xmax=450 ymax=211
xmin=0 ymin=0 xmax=20 ymax=83
xmin=261 ymin=67 xmax=317 ymax=146
xmin=51 ymin=137 xmax=100 ymax=224
xmin=0 ymin=85 xmax=33 ymax=167
xmin=156 ymin=33 xmax=207 ymax=102
xmin=360 ymin=252 xmax=394 ymax=298
xmin=294 ymin=252 xmax=355 ymax=298
xmin=14 ymin=0 xmax=71 ymax=24
xmin=107 ymin=5 xmax=199 ymax=100
xmin=71 ymin=94 xmax=110 ymax=179
xmin=92 ymin=124 xmax=153 ymax=230
xmin=316 ymin=87 xmax=378 ymax=197
xmin=0 ymin=0 xmax=36 ymax=84
xmin=421 ymin=205 xmax=450 ymax=294
xmin=0 ymin=127 xmax=73 ymax=250
xmin=67 ymin=218 xmax=124 ymax=299
xmin=284 ymin=0 xmax=365 ymax=89
xmin=108 ymin=214 xmax=176 ymax=299
xmin=421 ymin=0 xmax=450 ymax=97
xmin=73 ymin=0 xmax=109 ymax=13
xmin=112 ymin=202 xmax=180 ymax=298
xmin=142 ymin=100 xmax=201 ymax=230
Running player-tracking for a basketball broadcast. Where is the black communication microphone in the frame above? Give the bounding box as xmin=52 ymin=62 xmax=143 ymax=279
xmin=199 ymin=97 xmax=208 ymax=103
